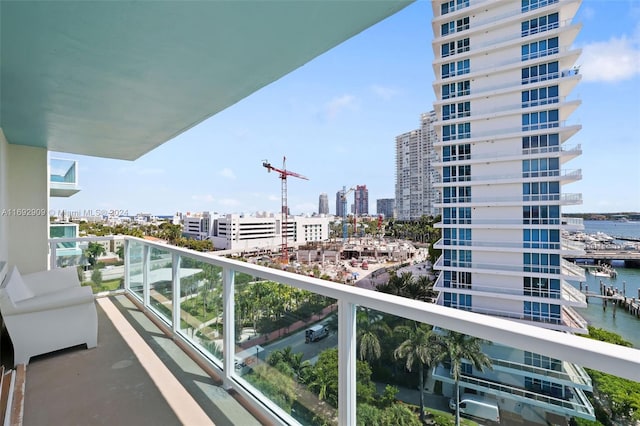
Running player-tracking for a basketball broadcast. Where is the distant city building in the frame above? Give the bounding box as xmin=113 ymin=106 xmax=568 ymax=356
xmin=183 ymin=211 xmax=212 ymax=240
xmin=318 ymin=193 xmax=329 ymax=215
xmin=354 ymin=185 xmax=368 ymax=215
xmin=395 ymin=110 xmax=439 ymax=221
xmin=376 ymin=198 xmax=395 ymax=219
xmin=335 ymin=189 xmax=346 ymax=218
xmin=211 ymin=213 xmax=330 ymax=251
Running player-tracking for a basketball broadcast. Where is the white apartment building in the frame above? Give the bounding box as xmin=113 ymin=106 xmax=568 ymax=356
xmin=211 ymin=213 xmax=330 ymax=252
xmin=430 ymin=0 xmax=591 ymax=423
xmin=395 ymin=111 xmax=439 ymax=220
xmin=183 ymin=211 xmax=212 ymax=240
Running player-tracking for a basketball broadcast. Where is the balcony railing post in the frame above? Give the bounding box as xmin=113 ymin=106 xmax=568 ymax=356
xmin=124 ymin=239 xmax=130 ymax=291
xmin=49 ymin=241 xmax=57 ymax=270
xmin=143 ymin=244 xmax=150 ymax=308
xmin=338 ymin=299 xmax=356 ymax=426
xmin=222 ymin=266 xmax=235 ymax=388
xmin=172 ymin=253 xmax=180 ymax=333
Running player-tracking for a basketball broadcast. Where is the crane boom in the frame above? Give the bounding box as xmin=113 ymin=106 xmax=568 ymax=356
xmin=262 ymin=157 xmax=308 ymax=263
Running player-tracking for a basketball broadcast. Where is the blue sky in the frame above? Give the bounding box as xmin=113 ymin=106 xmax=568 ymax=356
xmin=50 ymin=0 xmax=640 ymax=217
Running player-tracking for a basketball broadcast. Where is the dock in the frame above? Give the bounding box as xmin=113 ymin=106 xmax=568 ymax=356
xmin=580 ymin=281 xmax=640 ymax=319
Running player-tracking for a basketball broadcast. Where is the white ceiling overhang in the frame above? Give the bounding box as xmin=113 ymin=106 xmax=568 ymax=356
xmin=0 ymin=0 xmax=412 ymax=160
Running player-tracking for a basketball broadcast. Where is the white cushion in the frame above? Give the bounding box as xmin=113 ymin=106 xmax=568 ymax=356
xmin=4 ymin=266 xmax=34 ymax=303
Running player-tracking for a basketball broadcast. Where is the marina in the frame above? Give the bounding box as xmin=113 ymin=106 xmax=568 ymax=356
xmin=568 ymin=220 xmax=640 ymax=347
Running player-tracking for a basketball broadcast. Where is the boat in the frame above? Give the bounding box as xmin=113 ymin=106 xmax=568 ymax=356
xmin=589 ymin=264 xmax=617 ymax=278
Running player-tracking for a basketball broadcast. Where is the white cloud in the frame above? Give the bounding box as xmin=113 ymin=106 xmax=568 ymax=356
xmin=325 ymin=94 xmax=357 ymax=119
xmin=219 ymin=198 xmax=240 ymax=206
xmin=370 ymin=84 xmax=400 ymax=100
xmin=218 ymin=168 xmax=236 ymax=179
xmin=579 ymin=36 xmax=640 ymax=82
xmin=191 ymin=194 xmax=215 ymax=203
xmin=268 ymin=194 xmax=279 ymax=202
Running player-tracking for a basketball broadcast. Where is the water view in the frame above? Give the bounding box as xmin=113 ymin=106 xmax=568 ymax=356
xmin=571 ymin=220 xmax=640 ymax=347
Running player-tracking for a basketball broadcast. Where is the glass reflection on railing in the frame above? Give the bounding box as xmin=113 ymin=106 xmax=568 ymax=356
xmin=147 ymin=247 xmax=174 ymax=324
xmin=178 ymin=257 xmax=223 ymax=363
xmin=234 ymin=272 xmax=338 ymax=424
xmin=127 ymin=240 xmax=144 ymax=299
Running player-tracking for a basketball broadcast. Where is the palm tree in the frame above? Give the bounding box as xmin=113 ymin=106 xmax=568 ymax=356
xmin=357 ymin=308 xmax=391 ymax=363
xmin=393 ymin=322 xmax=444 ymax=422
xmin=442 ymin=331 xmax=493 ymax=426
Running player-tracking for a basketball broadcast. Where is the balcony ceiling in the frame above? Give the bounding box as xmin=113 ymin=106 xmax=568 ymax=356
xmin=0 ymin=1 xmax=411 ymax=160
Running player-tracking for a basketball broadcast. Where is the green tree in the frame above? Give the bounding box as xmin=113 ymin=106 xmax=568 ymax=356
xmin=116 ymin=245 xmax=125 ymax=260
xmin=85 ymin=242 xmax=106 ymax=268
xmin=91 ymin=268 xmax=103 ymax=286
xmin=393 ymin=321 xmax=443 ymax=423
xmin=442 ymin=331 xmax=493 ymax=426
xmin=357 ymin=307 xmax=391 ymax=364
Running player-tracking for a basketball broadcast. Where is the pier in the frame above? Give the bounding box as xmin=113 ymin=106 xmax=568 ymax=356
xmin=580 ymin=281 xmax=640 ymax=319
xmin=565 ymin=250 xmax=640 ymax=268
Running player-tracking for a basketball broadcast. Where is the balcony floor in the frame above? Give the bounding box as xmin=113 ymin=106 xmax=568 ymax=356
xmin=21 ymin=294 xmax=263 ymax=426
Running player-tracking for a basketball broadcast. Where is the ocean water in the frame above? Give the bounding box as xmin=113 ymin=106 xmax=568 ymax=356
xmin=571 ymin=220 xmax=640 ymax=347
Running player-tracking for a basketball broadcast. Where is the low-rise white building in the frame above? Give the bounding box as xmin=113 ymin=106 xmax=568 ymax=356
xmin=211 ymin=213 xmax=330 ymax=252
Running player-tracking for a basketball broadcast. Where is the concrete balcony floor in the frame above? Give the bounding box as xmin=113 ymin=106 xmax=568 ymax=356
xmin=20 ymin=295 xmax=263 ymax=426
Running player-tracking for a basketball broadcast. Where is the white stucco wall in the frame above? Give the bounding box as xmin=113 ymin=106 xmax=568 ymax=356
xmin=6 ymin=142 xmax=49 ymax=273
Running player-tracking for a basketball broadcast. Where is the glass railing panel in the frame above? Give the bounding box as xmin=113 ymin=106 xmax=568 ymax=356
xmin=354 ymin=307 xmax=452 ymax=425
xmin=127 ymin=240 xmax=144 ymax=300
xmin=178 ymin=257 xmax=223 ymax=363
xmin=148 ymin=246 xmax=173 ymax=324
xmin=49 ymin=237 xmax=125 ymax=294
xmin=234 ymin=271 xmax=338 ymax=424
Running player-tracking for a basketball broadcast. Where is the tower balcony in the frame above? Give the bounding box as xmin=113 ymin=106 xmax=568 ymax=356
xmin=434 ymin=192 xmax=582 ymax=208
xmin=433 ymin=255 xmax=586 ymax=282
xmin=49 ymin=158 xmax=80 ymax=197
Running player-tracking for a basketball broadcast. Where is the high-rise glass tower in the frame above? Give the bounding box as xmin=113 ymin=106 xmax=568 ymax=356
xmin=431 ymin=0 xmax=593 ymax=422
xmin=318 ymin=193 xmax=329 ymax=215
xmin=395 ymin=111 xmax=439 ymax=220
xmin=354 ymin=185 xmax=368 ymax=215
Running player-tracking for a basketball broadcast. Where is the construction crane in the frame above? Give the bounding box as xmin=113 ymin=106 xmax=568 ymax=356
xmin=340 ymin=186 xmax=356 ymax=242
xmin=262 ymin=157 xmax=308 ymax=264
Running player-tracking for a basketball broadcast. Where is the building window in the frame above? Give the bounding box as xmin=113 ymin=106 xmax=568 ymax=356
xmin=521 ymin=61 xmax=559 ymax=85
xmin=522 ymin=205 xmax=560 ymax=225
xmin=444 ymin=292 xmax=472 ymax=310
xmin=444 ymin=249 xmax=472 ymax=268
xmin=522 ymin=133 xmax=559 ymax=153
xmin=442 ymin=143 xmax=471 ymax=162
xmin=524 ymin=302 xmax=562 ymax=325
xmin=523 ymin=252 xmax=560 ymax=274
xmin=441 ymin=17 xmax=470 ymax=36
xmin=443 ymin=228 xmax=472 ymax=246
xmin=443 ymin=122 xmax=471 ymax=141
xmin=524 ymin=351 xmax=562 ymax=370
xmin=521 ymin=13 xmax=559 ymax=37
xmin=441 ymin=0 xmax=470 ymax=15
xmin=522 ymin=181 xmax=560 ymax=201
xmin=522 ymin=85 xmax=559 ymax=108
xmin=522 ymin=109 xmax=559 ymax=131
xmin=443 ymin=101 xmax=471 ymax=120
xmin=522 ymin=0 xmax=559 ymax=13
xmin=442 ymin=207 xmax=472 ymax=224
xmin=442 ymin=186 xmax=471 ymax=203
xmin=522 ymin=228 xmax=560 ymax=249
xmin=442 ymin=80 xmax=471 ymax=100
xmin=442 ymin=59 xmax=470 ymax=79
xmin=524 ymin=277 xmax=561 ymax=299
xmin=443 ymin=165 xmax=471 ymax=183
xmin=522 ymin=37 xmax=559 ymax=61
xmin=522 ymin=158 xmax=560 ymax=178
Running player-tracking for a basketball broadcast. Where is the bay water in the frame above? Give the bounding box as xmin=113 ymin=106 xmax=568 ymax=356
xmin=571 ymin=220 xmax=640 ymax=347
